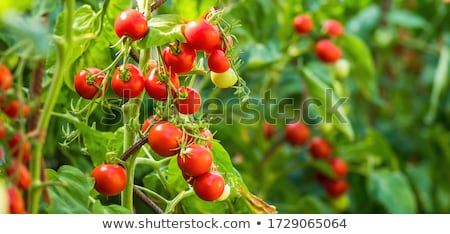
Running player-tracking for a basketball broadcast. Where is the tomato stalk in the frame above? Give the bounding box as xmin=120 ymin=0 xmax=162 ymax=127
xmin=120 ymin=0 xmax=153 ymax=212
xmin=28 ymin=0 xmax=75 ymax=214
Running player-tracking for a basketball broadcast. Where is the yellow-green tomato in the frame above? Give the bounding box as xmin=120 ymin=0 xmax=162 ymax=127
xmin=211 ymin=68 xmax=238 ymax=88
xmin=333 ymin=59 xmax=350 ymax=79
xmin=329 ymin=194 xmax=350 ymax=212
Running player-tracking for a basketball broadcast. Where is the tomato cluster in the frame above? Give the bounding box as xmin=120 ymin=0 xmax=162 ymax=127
xmin=0 ymin=64 xmax=34 ymax=214
xmin=82 ymin=9 xmax=240 ymax=202
xmin=293 ymin=15 xmax=345 ymax=64
xmin=264 ymin=120 xmax=350 ymax=199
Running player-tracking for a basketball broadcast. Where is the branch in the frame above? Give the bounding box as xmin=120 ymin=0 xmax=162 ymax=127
xmin=120 ymin=135 xmax=148 ymax=161
xmin=151 ymin=0 xmax=168 ymax=12
xmin=133 ymin=185 xmax=164 ymax=214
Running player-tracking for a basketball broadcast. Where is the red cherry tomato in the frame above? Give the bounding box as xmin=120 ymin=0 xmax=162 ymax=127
xmin=74 ymin=68 xmax=107 ymax=99
xmin=8 ymin=187 xmax=27 ymax=214
xmin=207 ymin=50 xmax=231 ymax=73
xmin=329 ymin=157 xmax=348 ymax=178
xmin=0 ymin=119 xmax=7 ymax=139
xmin=315 ymin=39 xmax=342 ymax=63
xmin=6 ymin=160 xmax=31 ymax=190
xmin=114 ymin=9 xmax=148 ymax=41
xmin=284 ymin=121 xmax=309 ymax=146
xmin=178 ymin=144 xmax=213 ymax=177
xmin=193 ymin=172 xmax=225 ymax=201
xmin=148 ymin=122 xmax=184 ymax=157
xmin=0 ymin=65 xmax=13 ymax=92
xmin=175 ymin=87 xmax=202 ymax=115
xmin=111 ymin=64 xmax=145 ymax=98
xmin=162 ymin=43 xmax=197 ymax=74
xmin=187 ymin=128 xmax=214 ymax=149
xmin=263 ymin=121 xmax=276 ymax=140
xmin=309 ymin=137 xmax=332 ymax=159
xmin=8 ymin=133 xmax=32 ymax=162
xmin=3 ymin=100 xmax=31 ymax=119
xmin=91 ymin=164 xmax=127 ymax=196
xmin=183 ymin=19 xmax=221 ymax=51
xmin=322 ymin=19 xmax=344 ymax=37
xmin=144 ymin=68 xmax=180 ymax=101
xmin=324 ymin=179 xmax=348 ymax=197
xmin=293 ymin=15 xmax=313 ymax=34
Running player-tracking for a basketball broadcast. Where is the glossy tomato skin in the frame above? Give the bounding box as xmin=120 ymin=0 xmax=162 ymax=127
xmin=91 ymin=164 xmax=127 ymax=196
xmin=175 ymin=87 xmax=202 ymax=115
xmin=315 ymin=39 xmax=341 ymax=63
xmin=329 ymin=157 xmax=348 ymax=178
xmin=210 ymin=68 xmax=238 ymax=88
xmin=148 ymin=122 xmax=184 ymax=157
xmin=6 ymin=160 xmax=31 ymax=190
xmin=8 ymin=187 xmax=26 ymax=214
xmin=193 ymin=172 xmax=225 ymax=201
xmin=322 ymin=19 xmax=344 ymax=37
xmin=207 ymin=50 xmax=230 ymax=73
xmin=144 ymin=68 xmax=180 ymax=101
xmin=74 ymin=68 xmax=107 ymax=99
xmin=284 ymin=121 xmax=310 ymax=146
xmin=324 ymin=179 xmax=348 ymax=197
xmin=309 ymin=137 xmax=332 ymax=159
xmin=177 ymin=144 xmax=213 ymax=177
xmin=0 ymin=65 xmax=13 ymax=92
xmin=8 ymin=133 xmax=32 ymax=162
xmin=183 ymin=19 xmax=221 ymax=51
xmin=162 ymin=43 xmax=197 ymax=74
xmin=293 ymin=15 xmax=313 ymax=34
xmin=114 ymin=9 xmax=148 ymax=41
xmin=111 ymin=64 xmax=145 ymax=98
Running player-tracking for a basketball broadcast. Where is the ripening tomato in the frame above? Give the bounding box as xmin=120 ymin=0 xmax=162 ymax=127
xmin=74 ymin=68 xmax=107 ymax=99
xmin=329 ymin=157 xmax=348 ymax=178
xmin=207 ymin=50 xmax=230 ymax=73
xmin=322 ymin=19 xmax=344 ymax=37
xmin=8 ymin=187 xmax=26 ymax=214
xmin=141 ymin=114 xmax=161 ymax=134
xmin=175 ymin=87 xmax=202 ymax=115
xmin=293 ymin=15 xmax=313 ymax=34
xmin=162 ymin=43 xmax=197 ymax=74
xmin=324 ymin=179 xmax=348 ymax=197
xmin=284 ymin=121 xmax=309 ymax=146
xmin=114 ymin=9 xmax=148 ymax=41
xmin=8 ymin=133 xmax=32 ymax=162
xmin=144 ymin=68 xmax=180 ymax=101
xmin=177 ymin=144 xmax=213 ymax=177
xmin=210 ymin=68 xmax=238 ymax=88
xmin=3 ymin=100 xmax=31 ymax=119
xmin=263 ymin=121 xmax=276 ymax=140
xmin=6 ymin=160 xmax=31 ymax=190
xmin=111 ymin=64 xmax=145 ymax=98
xmin=183 ymin=19 xmax=221 ymax=51
xmin=148 ymin=122 xmax=184 ymax=157
xmin=0 ymin=119 xmax=7 ymax=139
xmin=193 ymin=172 xmax=225 ymax=201
xmin=0 ymin=65 xmax=13 ymax=92
xmin=315 ymin=39 xmax=341 ymax=63
xmin=91 ymin=164 xmax=127 ymax=196
xmin=309 ymin=137 xmax=332 ymax=159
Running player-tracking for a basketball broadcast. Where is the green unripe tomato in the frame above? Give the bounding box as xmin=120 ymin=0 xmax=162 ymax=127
xmin=329 ymin=194 xmax=350 ymax=212
xmin=211 ymin=68 xmax=238 ymax=88
xmin=374 ymin=28 xmax=395 ymax=48
xmin=332 ymin=59 xmax=350 ymax=80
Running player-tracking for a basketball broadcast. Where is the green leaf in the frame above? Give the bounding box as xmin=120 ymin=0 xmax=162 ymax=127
xmin=368 ymin=170 xmax=417 ymax=213
xmin=425 ymin=45 xmax=449 ymax=124
xmin=387 ymin=9 xmax=428 ymax=29
xmin=242 ymin=40 xmax=282 ymax=70
xmin=91 ymin=200 xmax=131 ymax=214
xmin=406 ymin=162 xmax=433 ymax=213
xmin=336 ymin=34 xmax=380 ymax=103
xmin=301 ymin=67 xmax=355 ymax=141
xmin=346 ymin=4 xmax=381 ymax=39
xmin=46 ymin=165 xmax=94 ymax=214
xmin=137 ymin=14 xmax=185 ymax=48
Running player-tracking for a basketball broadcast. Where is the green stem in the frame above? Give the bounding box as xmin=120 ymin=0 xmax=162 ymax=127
xmin=28 ymin=0 xmax=75 ymax=214
xmin=121 ymin=0 xmax=153 ymax=212
xmin=165 ymin=189 xmax=194 ymax=214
